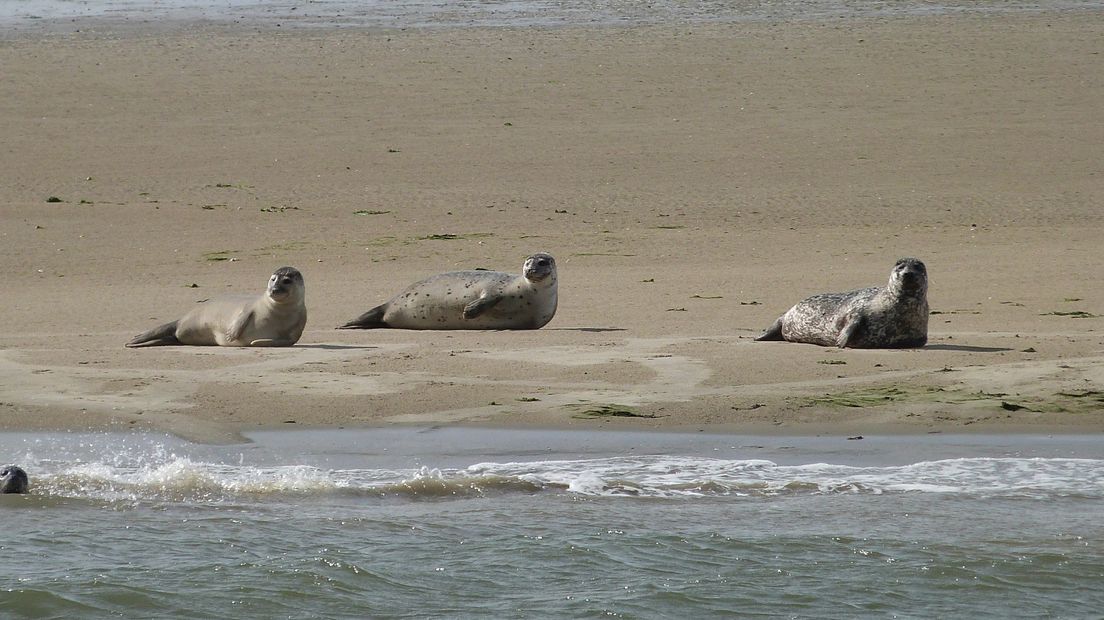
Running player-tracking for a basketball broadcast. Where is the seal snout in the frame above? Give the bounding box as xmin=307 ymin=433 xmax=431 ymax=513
xmin=0 ymin=465 xmax=29 ymax=494
xmin=892 ymin=258 xmax=927 ymax=291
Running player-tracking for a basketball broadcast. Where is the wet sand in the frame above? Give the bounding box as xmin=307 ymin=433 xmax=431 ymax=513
xmin=1 ymin=13 xmax=1102 ymax=442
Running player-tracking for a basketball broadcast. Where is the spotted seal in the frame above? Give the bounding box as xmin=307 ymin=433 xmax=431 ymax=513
xmin=126 ymin=267 xmax=307 ymax=347
xmin=755 ymin=258 xmax=929 ymax=348
xmin=0 ymin=465 xmax=29 ymax=494
xmin=338 ymin=253 xmax=557 ymax=330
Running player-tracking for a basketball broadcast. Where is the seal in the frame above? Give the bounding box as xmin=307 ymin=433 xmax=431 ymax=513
xmin=126 ymin=267 xmax=307 ymax=347
xmin=755 ymin=257 xmax=929 ymax=348
xmin=0 ymin=465 xmax=29 ymax=494
xmin=338 ymin=253 xmax=558 ymax=330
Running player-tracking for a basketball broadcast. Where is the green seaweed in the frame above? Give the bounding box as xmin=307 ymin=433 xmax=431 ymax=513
xmin=202 ymin=250 xmax=236 ymax=262
xmin=418 ymin=232 xmax=494 ymax=241
xmin=1041 ymin=311 xmax=1098 ymax=318
xmin=571 ymin=404 xmax=657 ymax=420
xmin=807 ymin=386 xmax=918 ymax=408
xmin=209 ymin=182 xmax=254 ymax=190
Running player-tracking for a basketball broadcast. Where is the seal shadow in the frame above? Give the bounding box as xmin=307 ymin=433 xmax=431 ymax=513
xmin=924 ymin=344 xmax=1014 ymax=353
xmin=294 ymin=344 xmax=379 ymax=350
xmin=547 ymin=327 xmax=627 ymax=333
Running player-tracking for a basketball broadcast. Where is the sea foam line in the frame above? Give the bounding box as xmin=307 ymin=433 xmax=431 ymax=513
xmin=14 ymin=455 xmax=1104 ymax=502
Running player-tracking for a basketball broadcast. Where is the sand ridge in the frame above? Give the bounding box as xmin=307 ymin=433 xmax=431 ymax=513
xmin=1 ymin=14 xmax=1102 ymax=440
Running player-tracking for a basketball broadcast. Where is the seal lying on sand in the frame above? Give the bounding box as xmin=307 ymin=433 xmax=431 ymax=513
xmin=756 ymin=258 xmax=929 ymax=348
xmin=126 ymin=267 xmax=307 ymax=347
xmin=0 ymin=465 xmax=29 ymax=494
xmin=339 ymin=253 xmax=558 ymax=330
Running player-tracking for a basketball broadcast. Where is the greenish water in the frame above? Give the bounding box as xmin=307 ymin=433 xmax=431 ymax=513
xmin=2 ymin=429 xmax=1103 ymax=618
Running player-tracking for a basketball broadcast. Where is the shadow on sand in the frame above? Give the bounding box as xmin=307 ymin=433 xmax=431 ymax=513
xmin=294 ymin=344 xmax=379 ymax=350
xmin=924 ymin=344 xmax=1014 ymax=353
xmin=547 ymin=327 xmax=627 ymax=333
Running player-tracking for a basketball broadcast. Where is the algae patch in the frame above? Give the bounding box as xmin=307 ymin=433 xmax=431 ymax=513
xmin=570 ymin=404 xmax=658 ymax=420
xmin=806 ymin=384 xmax=1104 ymax=415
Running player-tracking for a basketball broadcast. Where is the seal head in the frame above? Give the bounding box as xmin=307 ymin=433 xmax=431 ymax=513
xmin=886 ymin=257 xmax=927 ymax=298
xmin=267 ymin=266 xmax=305 ymax=303
xmin=523 ymin=252 xmax=556 ymax=284
xmin=0 ymin=465 xmax=29 ymax=494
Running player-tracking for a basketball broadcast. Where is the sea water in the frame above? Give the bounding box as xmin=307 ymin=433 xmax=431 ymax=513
xmin=2 ymin=428 xmax=1103 ymax=618
xmin=3 ymin=0 xmax=1104 ymax=33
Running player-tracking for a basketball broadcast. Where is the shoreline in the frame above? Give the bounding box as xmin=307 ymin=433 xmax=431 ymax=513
xmin=5 ymin=1 xmax=1103 ymax=41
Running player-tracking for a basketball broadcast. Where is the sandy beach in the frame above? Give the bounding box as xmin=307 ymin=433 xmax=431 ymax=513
xmin=1 ymin=12 xmax=1102 ymax=443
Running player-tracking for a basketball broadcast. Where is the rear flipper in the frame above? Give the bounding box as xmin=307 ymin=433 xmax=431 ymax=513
xmin=754 ymin=317 xmax=785 ymax=341
xmin=125 ymin=320 xmax=181 ymax=347
xmin=337 ymin=305 xmax=388 ymax=329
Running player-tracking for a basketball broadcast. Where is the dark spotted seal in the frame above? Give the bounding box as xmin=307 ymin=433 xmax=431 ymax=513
xmin=0 ymin=465 xmax=29 ymax=494
xmin=126 ymin=267 xmax=307 ymax=347
xmin=338 ymin=253 xmax=558 ymax=330
xmin=756 ymin=258 xmax=929 ymax=348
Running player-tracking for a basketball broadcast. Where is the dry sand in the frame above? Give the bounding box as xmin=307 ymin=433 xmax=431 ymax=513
xmin=1 ymin=14 xmax=1102 ymax=442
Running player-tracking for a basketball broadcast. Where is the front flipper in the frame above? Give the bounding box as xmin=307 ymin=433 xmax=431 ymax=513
xmin=836 ymin=314 xmax=866 ymax=348
xmin=463 ymin=292 xmax=503 ymax=319
xmin=227 ymin=309 xmax=255 ymax=343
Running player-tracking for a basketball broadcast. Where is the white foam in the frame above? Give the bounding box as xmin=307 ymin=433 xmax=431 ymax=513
xmin=16 ymin=446 xmax=1104 ymax=502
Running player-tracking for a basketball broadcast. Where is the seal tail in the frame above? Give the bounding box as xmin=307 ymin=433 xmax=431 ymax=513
xmin=125 ymin=320 xmax=181 ymax=347
xmin=754 ymin=317 xmax=785 ymax=341
xmin=337 ymin=305 xmax=388 ymax=330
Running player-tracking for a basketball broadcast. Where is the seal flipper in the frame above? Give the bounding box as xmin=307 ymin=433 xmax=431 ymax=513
xmin=463 ymin=293 xmax=502 ymax=319
xmin=125 ymin=320 xmax=181 ymax=348
xmin=754 ymin=317 xmax=785 ymax=341
xmin=227 ymin=309 xmax=255 ymax=343
xmin=337 ymin=304 xmax=388 ymax=329
xmin=836 ymin=314 xmax=866 ymax=348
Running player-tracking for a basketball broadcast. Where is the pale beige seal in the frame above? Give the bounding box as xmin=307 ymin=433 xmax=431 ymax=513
xmin=126 ymin=267 xmax=307 ymax=347
xmin=338 ymin=253 xmax=557 ymax=330
xmin=756 ymin=258 xmax=929 ymax=348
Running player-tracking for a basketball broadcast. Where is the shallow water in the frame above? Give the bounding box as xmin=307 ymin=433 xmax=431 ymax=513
xmin=2 ymin=429 xmax=1103 ymax=618
xmin=3 ymin=0 xmax=1104 ymax=33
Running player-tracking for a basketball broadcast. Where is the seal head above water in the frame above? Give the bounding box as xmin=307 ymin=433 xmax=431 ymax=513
xmin=756 ymin=258 xmax=929 ymax=348
xmin=339 ymin=253 xmax=558 ymax=330
xmin=0 ymin=465 xmax=29 ymax=494
xmin=126 ymin=267 xmax=307 ymax=347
